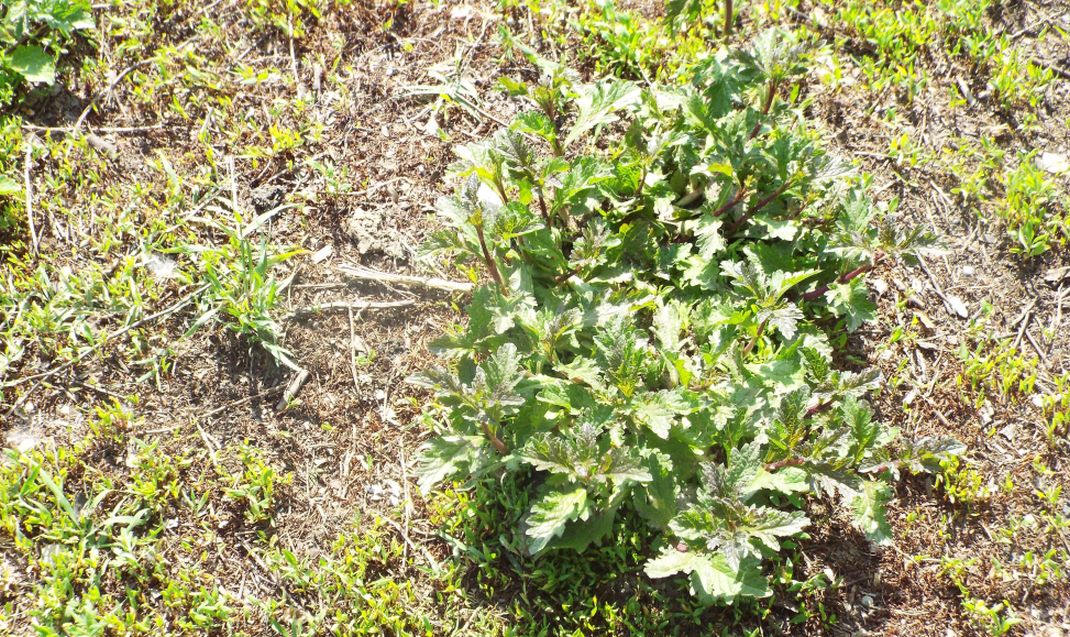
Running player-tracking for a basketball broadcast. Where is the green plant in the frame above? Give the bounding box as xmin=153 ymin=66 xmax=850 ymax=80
xmin=0 ymin=0 xmax=94 ymax=107
xmin=998 ymin=151 xmax=1068 ymax=256
xmin=223 ymin=443 xmax=287 ymax=523
xmin=414 ymin=37 xmax=960 ymax=604
xmin=184 ymin=222 xmax=303 ymax=371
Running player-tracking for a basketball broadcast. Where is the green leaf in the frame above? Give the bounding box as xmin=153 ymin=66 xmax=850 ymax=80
xmin=851 ymin=481 xmax=893 ymax=546
xmin=633 ymin=451 xmax=678 ymax=525
xmin=416 ymin=435 xmax=484 ymax=493
xmin=645 ymin=549 xmax=770 ymax=603
xmin=632 ymin=390 xmax=691 ymax=439
xmin=547 ymin=506 xmax=619 ymax=552
xmin=693 ymin=215 xmax=725 ymax=259
xmin=745 ymin=506 xmax=810 ymax=553
xmin=752 ymin=466 xmax=810 ymax=494
xmin=564 ymin=80 xmax=641 ymax=148
xmin=757 ymin=304 xmax=803 ymax=340
xmin=526 ymin=486 xmax=589 ymax=554
xmin=0 ymin=175 xmax=20 ymax=196
xmin=824 ymin=280 xmax=877 ymax=332
xmin=9 ymin=46 xmax=55 ymax=84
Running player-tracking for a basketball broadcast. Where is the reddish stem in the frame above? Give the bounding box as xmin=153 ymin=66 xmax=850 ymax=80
xmin=749 ymin=79 xmax=779 ymax=139
xmin=476 ymin=223 xmax=507 ymax=296
xmin=805 ymin=400 xmax=834 ymax=417
xmin=765 ymin=457 xmax=805 ymax=472
xmin=801 ymin=253 xmax=886 ymax=302
xmin=725 ymin=179 xmax=792 ymax=236
xmin=481 ymin=420 xmax=508 ymax=454
xmin=536 ymin=187 xmax=550 ymax=227
xmin=712 ymin=184 xmax=749 ymax=218
xmin=742 ymin=318 xmax=767 ymax=357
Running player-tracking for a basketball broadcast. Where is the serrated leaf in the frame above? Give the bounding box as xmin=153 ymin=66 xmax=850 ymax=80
xmin=416 ymin=435 xmax=484 ymax=493
xmin=546 ymin=506 xmax=618 ymax=552
xmin=851 ymin=481 xmax=893 ymax=546
xmin=824 ymin=281 xmax=877 ymax=332
xmin=633 ymin=451 xmax=678 ymax=525
xmin=745 ymin=506 xmax=810 ymax=552
xmin=633 ymin=389 xmax=691 ymax=438
xmin=645 ymin=549 xmax=769 ymax=603
xmin=751 ymin=466 xmax=810 ymax=494
xmin=694 ymin=215 xmax=725 ymax=259
xmin=565 ymin=80 xmax=641 ymax=148
xmin=757 ymin=304 xmax=803 ymax=340
xmin=652 ymin=300 xmax=689 ymax=351
xmin=481 ymin=343 xmax=525 ymax=400
xmin=526 ymin=487 xmax=588 ymax=554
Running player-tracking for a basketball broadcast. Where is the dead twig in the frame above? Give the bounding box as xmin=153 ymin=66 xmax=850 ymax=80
xmin=24 ymin=137 xmax=37 ymax=254
xmin=337 ymin=263 xmax=473 ymax=293
xmin=275 ymin=369 xmax=310 ymax=410
xmin=378 ymin=514 xmax=441 ymax=573
xmin=347 ymin=306 xmax=361 ymax=395
xmin=3 ymin=283 xmax=209 ymax=393
xmin=917 ymin=257 xmax=964 ymax=318
xmin=72 ymin=60 xmax=152 ymax=136
xmin=284 ymin=298 xmax=414 ymax=321
xmin=1023 ymin=325 xmax=1049 ymax=366
xmin=22 ymin=123 xmax=165 ymax=134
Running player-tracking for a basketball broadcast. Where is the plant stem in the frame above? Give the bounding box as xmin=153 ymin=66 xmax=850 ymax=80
xmin=475 ymin=222 xmax=507 ymax=295
xmin=536 ymin=185 xmax=550 ymax=227
xmin=749 ymin=78 xmax=779 ymax=139
xmin=481 ymin=420 xmax=508 ymax=454
xmin=554 ymin=266 xmax=579 ymax=284
xmin=724 ymin=0 xmax=734 ymax=37
xmin=805 ymin=400 xmax=834 ymax=417
xmin=765 ymin=457 xmax=805 ymax=472
xmin=725 ymin=179 xmax=793 ymax=235
xmin=712 ymin=184 xmax=748 ymax=217
xmin=742 ymin=318 xmax=767 ymax=356
xmin=800 ymin=253 xmax=885 ymax=302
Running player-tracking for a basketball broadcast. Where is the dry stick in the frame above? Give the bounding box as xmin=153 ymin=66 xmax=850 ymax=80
xmin=3 ymin=283 xmax=210 ymax=392
xmin=917 ymin=256 xmax=959 ymax=316
xmin=347 ymin=306 xmax=361 ymax=395
xmin=378 ymin=514 xmax=441 ymax=572
xmin=337 ymin=263 xmax=473 ymax=293
xmin=288 ymin=16 xmax=305 ymax=99
xmin=1012 ymin=298 xmax=1038 ymax=349
xmin=141 ymin=385 xmax=290 ymax=434
xmin=72 ymin=60 xmax=152 ymax=137
xmin=284 ymin=299 xmax=414 ymax=320
xmin=399 ymin=441 xmax=412 ymax=564
xmin=1023 ymin=320 xmax=1049 ymax=366
xmin=22 ymin=123 xmax=165 ymax=134
xmin=275 ymin=369 xmax=310 ymax=411
xmin=24 ymin=138 xmax=37 ymax=254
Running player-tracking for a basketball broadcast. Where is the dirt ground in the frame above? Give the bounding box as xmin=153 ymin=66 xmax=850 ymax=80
xmin=3 ymin=0 xmax=1070 ymax=634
